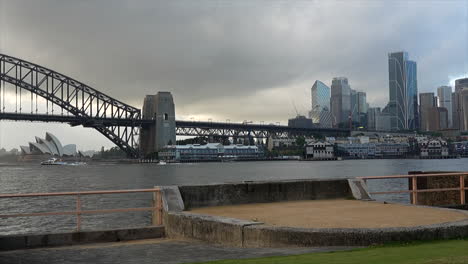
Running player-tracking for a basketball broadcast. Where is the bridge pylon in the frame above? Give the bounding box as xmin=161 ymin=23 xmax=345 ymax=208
xmin=139 ymin=92 xmax=176 ymax=157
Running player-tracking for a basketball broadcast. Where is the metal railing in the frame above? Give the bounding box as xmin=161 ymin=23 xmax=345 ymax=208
xmin=0 ymin=188 xmax=163 ymax=232
xmin=357 ymin=172 xmax=468 ymax=205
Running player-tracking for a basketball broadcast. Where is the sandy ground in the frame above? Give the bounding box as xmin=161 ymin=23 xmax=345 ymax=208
xmin=190 ymin=200 xmax=468 ymax=228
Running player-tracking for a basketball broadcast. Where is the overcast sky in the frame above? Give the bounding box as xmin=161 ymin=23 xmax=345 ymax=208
xmin=0 ymin=0 xmax=467 ymax=151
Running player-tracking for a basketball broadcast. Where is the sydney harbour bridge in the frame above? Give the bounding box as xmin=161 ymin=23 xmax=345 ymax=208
xmin=0 ymin=54 xmax=349 ymax=158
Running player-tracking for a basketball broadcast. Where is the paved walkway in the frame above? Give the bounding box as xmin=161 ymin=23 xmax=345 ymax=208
xmin=191 ymin=199 xmax=468 ymax=228
xmin=0 ymin=238 xmax=354 ymax=264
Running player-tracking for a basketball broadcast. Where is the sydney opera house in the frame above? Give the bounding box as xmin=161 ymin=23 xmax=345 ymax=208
xmin=20 ymin=132 xmax=77 ymax=157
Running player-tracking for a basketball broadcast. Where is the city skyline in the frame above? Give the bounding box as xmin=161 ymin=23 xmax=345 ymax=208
xmin=0 ymin=0 xmax=467 ymax=150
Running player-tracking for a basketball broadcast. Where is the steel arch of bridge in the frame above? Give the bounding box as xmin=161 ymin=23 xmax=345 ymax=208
xmin=0 ymin=54 xmax=141 ymax=158
xmin=0 ymin=54 xmax=350 ymax=158
xmin=175 ymin=121 xmax=350 ymax=139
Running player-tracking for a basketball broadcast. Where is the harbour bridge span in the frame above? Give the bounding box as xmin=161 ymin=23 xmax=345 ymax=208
xmin=0 ymin=54 xmax=349 ymax=157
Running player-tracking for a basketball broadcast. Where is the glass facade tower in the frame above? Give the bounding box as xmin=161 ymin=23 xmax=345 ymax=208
xmin=310 ymin=80 xmax=332 ymax=127
xmin=331 ymin=77 xmax=351 ymax=127
xmin=388 ymin=51 xmax=418 ymax=130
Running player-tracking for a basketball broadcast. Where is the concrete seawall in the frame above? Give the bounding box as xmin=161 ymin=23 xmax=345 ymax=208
xmin=178 ymin=179 xmax=353 ymax=209
xmin=162 ymin=179 xmax=468 ymax=247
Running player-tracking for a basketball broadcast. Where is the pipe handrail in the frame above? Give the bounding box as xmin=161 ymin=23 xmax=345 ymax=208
xmin=0 ymin=188 xmax=163 ymax=231
xmin=356 ymin=172 xmax=467 ymax=205
xmin=356 ymin=172 xmax=468 ymax=180
xmin=0 ymin=188 xmax=161 ymax=198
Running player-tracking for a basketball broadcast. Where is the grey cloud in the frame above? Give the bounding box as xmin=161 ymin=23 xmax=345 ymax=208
xmin=0 ymin=0 xmax=467 ymax=149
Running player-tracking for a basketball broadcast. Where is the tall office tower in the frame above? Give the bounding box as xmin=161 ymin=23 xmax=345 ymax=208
xmin=357 ymin=91 xmax=368 ymax=126
xmin=330 ymin=77 xmax=351 ymax=127
xmin=309 ymin=80 xmax=332 ymax=127
xmin=388 ymin=51 xmax=418 ymax=130
xmin=419 ymin=93 xmax=435 ymax=131
xmin=351 ymin=90 xmax=368 ymax=126
xmin=452 ymin=92 xmax=459 ymax=129
xmin=454 ymin=78 xmax=468 ymax=131
xmin=350 ymin=89 xmax=358 ymax=122
xmin=437 ymin=86 xmax=453 ymax=128
xmin=367 ymin=107 xmax=381 ymax=130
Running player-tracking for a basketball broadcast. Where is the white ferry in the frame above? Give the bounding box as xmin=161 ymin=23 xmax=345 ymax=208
xmin=41 ymin=158 xmax=86 ymax=166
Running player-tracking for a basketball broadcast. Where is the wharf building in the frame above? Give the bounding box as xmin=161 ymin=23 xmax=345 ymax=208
xmin=418 ymin=139 xmax=449 ymax=158
xmin=309 ymin=80 xmax=332 ymax=128
xmin=387 ymin=51 xmax=419 ymax=130
xmin=159 ymin=143 xmax=264 ymax=161
xmin=267 ymin=137 xmax=315 ymax=151
xmin=452 ymin=141 xmax=468 ymax=156
xmin=305 ymin=142 xmax=334 ymax=159
xmin=335 ymin=142 xmax=409 ymax=158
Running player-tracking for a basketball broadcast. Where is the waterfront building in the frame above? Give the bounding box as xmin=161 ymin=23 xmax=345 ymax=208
xmin=159 ymin=143 xmax=264 ymax=161
xmin=267 ymin=137 xmax=315 ymax=151
xmin=309 ymin=80 xmax=332 ymax=127
xmin=330 ymin=77 xmax=351 ymax=127
xmin=452 ymin=141 xmax=468 ymax=156
xmin=20 ymin=132 xmax=77 ymax=157
xmin=437 ymin=86 xmax=453 ymax=128
xmin=336 ymin=143 xmax=376 ymax=158
xmin=375 ymin=142 xmax=409 ymax=158
xmin=419 ymin=139 xmax=449 ymax=158
xmin=388 ymin=51 xmax=418 ymax=130
xmin=305 ymin=142 xmax=334 ymax=159
xmin=288 ymin=115 xmax=314 ymax=129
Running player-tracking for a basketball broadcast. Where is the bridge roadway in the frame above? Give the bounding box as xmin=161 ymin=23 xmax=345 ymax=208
xmin=0 ymin=112 xmax=350 ymax=138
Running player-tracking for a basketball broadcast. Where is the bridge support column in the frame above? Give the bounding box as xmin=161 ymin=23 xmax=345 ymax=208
xmin=140 ymin=92 xmax=176 ymax=157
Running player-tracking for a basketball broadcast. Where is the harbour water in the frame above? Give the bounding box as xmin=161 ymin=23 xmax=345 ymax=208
xmin=0 ymin=159 xmax=467 ymax=235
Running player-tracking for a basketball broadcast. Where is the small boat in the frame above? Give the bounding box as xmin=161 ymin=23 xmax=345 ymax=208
xmin=41 ymin=158 xmax=68 ymax=165
xmin=157 ymin=160 xmax=167 ymax=165
xmin=41 ymin=158 xmax=86 ymax=166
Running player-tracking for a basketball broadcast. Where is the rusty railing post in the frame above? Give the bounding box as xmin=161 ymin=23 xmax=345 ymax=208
xmin=158 ymin=189 xmax=163 ymax=225
xmin=152 ymin=188 xmax=163 ymax=226
xmin=461 ymin=175 xmax=466 ymax=205
xmin=412 ymin=176 xmax=418 ymax=205
xmin=76 ymin=194 xmax=82 ymax=232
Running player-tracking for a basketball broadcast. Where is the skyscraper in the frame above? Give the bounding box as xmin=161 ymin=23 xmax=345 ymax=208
xmin=350 ymin=90 xmax=368 ymax=126
xmin=454 ymin=78 xmax=468 ymax=131
xmin=419 ymin=92 xmax=435 ymax=131
xmin=330 ymin=77 xmax=351 ymax=127
xmin=309 ymin=80 xmax=332 ymax=127
xmin=437 ymin=86 xmax=453 ymax=128
xmin=388 ymin=51 xmax=418 ymax=130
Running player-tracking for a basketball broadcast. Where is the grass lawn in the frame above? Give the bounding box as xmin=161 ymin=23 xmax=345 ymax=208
xmin=192 ymin=239 xmax=468 ymax=264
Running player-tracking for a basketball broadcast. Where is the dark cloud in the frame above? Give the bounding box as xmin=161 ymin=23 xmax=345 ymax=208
xmin=0 ymin=0 xmax=467 ymax=150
